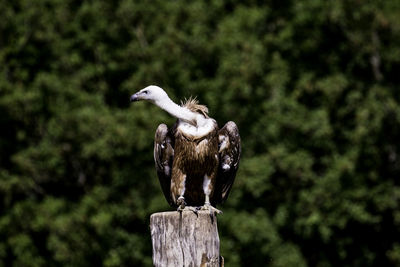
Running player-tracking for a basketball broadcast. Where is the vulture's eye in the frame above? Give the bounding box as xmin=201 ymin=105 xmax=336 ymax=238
xmin=143 ymin=90 xmax=149 ymax=94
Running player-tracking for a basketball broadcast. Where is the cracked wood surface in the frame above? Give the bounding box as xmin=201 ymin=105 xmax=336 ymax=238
xmin=150 ymin=210 xmax=223 ymax=267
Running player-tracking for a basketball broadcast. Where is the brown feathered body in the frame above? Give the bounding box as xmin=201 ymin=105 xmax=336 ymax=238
xmin=153 ymin=97 xmax=241 ymax=208
xmin=172 ymin=122 xmax=219 ymax=206
xmin=169 ymin=99 xmax=217 ymax=205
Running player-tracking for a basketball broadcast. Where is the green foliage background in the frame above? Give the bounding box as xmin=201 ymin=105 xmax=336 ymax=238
xmin=1 ymin=0 xmax=400 ymax=266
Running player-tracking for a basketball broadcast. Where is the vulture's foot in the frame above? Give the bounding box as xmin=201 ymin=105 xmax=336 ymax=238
xmin=176 ymin=196 xmax=186 ymax=212
xmin=200 ymin=203 xmax=223 ymax=215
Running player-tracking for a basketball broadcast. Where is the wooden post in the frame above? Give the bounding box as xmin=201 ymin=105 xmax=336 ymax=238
xmin=150 ymin=210 xmax=223 ymax=267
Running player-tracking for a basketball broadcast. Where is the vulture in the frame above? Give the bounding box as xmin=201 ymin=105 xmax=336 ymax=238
xmin=130 ymin=85 xmax=241 ymax=213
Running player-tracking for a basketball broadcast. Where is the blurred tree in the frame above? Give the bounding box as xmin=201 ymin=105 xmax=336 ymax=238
xmin=0 ymin=0 xmax=400 ymax=266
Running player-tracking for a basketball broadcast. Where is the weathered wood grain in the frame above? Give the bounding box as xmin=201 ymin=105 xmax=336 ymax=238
xmin=150 ymin=210 xmax=222 ymax=267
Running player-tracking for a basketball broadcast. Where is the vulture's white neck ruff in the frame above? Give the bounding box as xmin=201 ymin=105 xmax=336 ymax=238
xmin=177 ymin=119 xmax=215 ymax=139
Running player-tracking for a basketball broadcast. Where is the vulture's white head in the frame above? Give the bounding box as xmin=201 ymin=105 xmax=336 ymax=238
xmin=130 ymin=85 xmax=168 ymax=104
xmin=130 ymin=85 xmax=199 ymax=123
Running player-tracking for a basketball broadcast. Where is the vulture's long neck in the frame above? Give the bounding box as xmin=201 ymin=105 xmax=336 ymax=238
xmin=155 ymin=97 xmax=197 ymax=123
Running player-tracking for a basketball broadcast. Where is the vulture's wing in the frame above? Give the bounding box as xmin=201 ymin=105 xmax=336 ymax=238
xmin=154 ymin=123 xmax=175 ymax=207
xmin=214 ymin=121 xmax=241 ymax=204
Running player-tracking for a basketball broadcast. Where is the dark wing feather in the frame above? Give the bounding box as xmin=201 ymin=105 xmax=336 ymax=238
xmin=154 ymin=123 xmax=175 ymax=206
xmin=213 ymin=121 xmax=241 ymax=204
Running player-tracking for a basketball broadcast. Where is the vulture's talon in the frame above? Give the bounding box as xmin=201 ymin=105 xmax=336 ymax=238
xmin=201 ymin=203 xmax=223 ymax=215
xmin=176 ymin=196 xmax=186 ymax=211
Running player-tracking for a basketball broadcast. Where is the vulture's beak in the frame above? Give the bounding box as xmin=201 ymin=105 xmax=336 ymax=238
xmin=130 ymin=93 xmax=139 ymax=102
